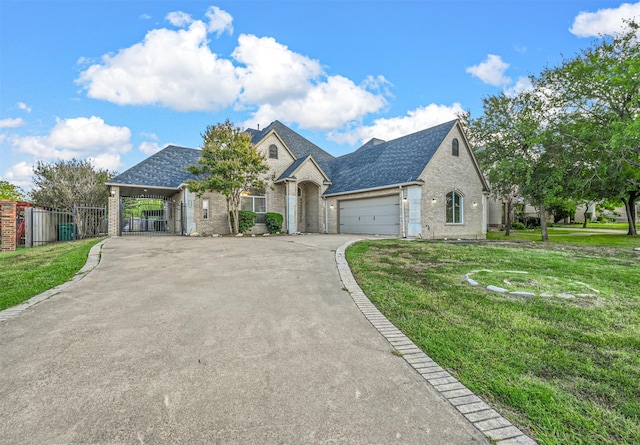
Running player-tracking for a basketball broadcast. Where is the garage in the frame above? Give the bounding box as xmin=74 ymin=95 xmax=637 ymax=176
xmin=339 ymin=195 xmax=400 ymax=235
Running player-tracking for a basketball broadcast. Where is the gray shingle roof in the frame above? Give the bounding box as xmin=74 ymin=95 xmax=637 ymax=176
xmin=248 ymin=120 xmax=335 ymax=174
xmin=276 ymin=156 xmax=310 ymax=181
xmin=109 ymin=120 xmax=460 ymax=197
xmin=324 ymin=120 xmax=457 ymax=195
xmin=108 ymin=145 xmax=201 ymax=189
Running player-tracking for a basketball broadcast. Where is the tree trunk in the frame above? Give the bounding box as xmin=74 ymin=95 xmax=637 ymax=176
xmin=225 ymin=196 xmax=234 ymax=234
xmin=622 ymin=191 xmax=638 ymax=236
xmin=539 ymin=204 xmax=549 ymax=242
xmin=504 ymin=199 xmax=512 ymax=236
xmin=582 ymin=208 xmax=588 ymax=228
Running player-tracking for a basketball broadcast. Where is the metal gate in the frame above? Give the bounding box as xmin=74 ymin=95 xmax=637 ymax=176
xmin=120 ymin=196 xmax=184 ymax=236
xmin=23 ymin=205 xmax=107 ymax=247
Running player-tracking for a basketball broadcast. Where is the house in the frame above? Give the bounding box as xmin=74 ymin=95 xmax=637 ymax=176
xmin=106 ymin=119 xmax=490 ymax=239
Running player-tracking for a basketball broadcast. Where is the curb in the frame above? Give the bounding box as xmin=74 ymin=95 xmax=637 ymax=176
xmin=335 ymin=239 xmax=536 ymax=445
xmin=0 ymin=239 xmax=107 ymax=322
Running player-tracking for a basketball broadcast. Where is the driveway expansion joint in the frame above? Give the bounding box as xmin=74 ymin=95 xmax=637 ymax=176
xmin=335 ymin=239 xmax=537 ymax=445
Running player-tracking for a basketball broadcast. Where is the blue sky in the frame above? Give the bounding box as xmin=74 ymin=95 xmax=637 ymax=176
xmin=1 ymin=0 xmax=639 ymax=190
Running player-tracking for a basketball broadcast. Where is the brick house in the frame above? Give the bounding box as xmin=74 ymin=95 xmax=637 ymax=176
xmin=106 ymin=119 xmax=490 ymax=239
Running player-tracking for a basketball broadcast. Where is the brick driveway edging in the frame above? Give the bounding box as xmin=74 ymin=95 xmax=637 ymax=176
xmin=335 ymin=239 xmax=537 ymax=445
xmin=0 ymin=239 xmax=106 ymax=322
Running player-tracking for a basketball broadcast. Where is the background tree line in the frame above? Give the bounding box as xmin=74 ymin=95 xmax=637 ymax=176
xmin=466 ymin=20 xmax=639 ymax=238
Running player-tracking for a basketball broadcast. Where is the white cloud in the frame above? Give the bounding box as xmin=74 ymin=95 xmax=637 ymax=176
xmin=17 ymin=102 xmax=32 ymax=113
xmin=328 ymin=103 xmax=464 ymax=146
xmin=139 ymin=141 xmax=163 ymax=156
xmin=505 ymin=76 xmax=533 ymax=97
xmin=0 ymin=118 xmax=25 ymax=128
xmin=233 ymin=34 xmax=323 ymax=105
xmin=466 ymin=54 xmax=512 ymax=87
xmin=76 ymin=8 xmax=388 ymax=133
xmin=166 ymin=11 xmax=193 ymax=27
xmin=87 ymin=153 xmax=123 ymax=171
xmin=205 ymin=6 xmax=233 ymax=36
xmin=570 ymin=2 xmax=640 ymax=37
xmin=246 ymin=75 xmax=389 ymax=131
xmin=76 ymin=21 xmax=241 ymax=111
xmin=12 ymin=116 xmax=131 ymax=170
xmin=2 ymin=162 xmax=34 ymax=189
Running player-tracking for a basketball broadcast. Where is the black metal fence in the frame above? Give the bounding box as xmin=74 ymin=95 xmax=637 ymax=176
xmin=120 ymin=196 xmax=184 ymax=236
xmin=23 ymin=205 xmax=107 ymax=247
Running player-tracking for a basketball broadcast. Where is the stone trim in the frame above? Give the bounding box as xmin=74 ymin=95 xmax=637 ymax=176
xmin=335 ymin=239 xmax=536 ymax=445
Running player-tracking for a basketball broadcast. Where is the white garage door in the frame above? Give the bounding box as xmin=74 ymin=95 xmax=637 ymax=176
xmin=339 ymin=195 xmax=400 ymax=235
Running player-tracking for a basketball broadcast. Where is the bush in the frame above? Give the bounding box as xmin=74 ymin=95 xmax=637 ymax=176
xmin=512 ymin=221 xmax=526 ymax=230
xmin=230 ymin=210 xmax=256 ymax=233
xmin=264 ymin=212 xmax=283 ymax=234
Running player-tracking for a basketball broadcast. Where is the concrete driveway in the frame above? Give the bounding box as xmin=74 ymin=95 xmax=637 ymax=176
xmin=0 ymin=235 xmax=487 ymax=444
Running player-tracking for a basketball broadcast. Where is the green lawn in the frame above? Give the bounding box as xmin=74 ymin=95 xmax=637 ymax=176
xmin=0 ymin=239 xmax=103 ymax=311
xmin=346 ymin=239 xmax=640 ymax=445
xmin=488 ymin=229 xmax=639 ymax=248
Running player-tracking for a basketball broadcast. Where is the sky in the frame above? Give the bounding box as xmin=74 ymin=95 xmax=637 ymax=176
xmin=1 ymin=0 xmax=639 ymax=191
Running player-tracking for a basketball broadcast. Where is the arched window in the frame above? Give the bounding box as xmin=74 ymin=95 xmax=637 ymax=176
xmin=446 ymin=191 xmax=463 ymax=224
xmin=452 ymin=138 xmax=459 ymax=157
xmin=269 ymin=144 xmax=278 ymax=159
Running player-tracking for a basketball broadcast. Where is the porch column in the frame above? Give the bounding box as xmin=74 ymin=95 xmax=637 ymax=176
xmin=407 ymin=186 xmax=422 ymax=237
xmin=108 ymin=186 xmax=120 ymax=237
xmin=286 ymin=180 xmax=297 ymax=234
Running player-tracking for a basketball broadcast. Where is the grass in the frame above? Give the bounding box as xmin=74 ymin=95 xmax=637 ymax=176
xmin=0 ymin=238 xmax=103 ymax=311
xmin=346 ymin=238 xmax=640 ymax=445
xmin=488 ymin=229 xmax=639 ymax=249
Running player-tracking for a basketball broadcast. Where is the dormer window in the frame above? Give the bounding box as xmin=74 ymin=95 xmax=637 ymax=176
xmin=269 ymin=144 xmax=278 ymax=159
xmin=452 ymin=138 xmax=459 ymax=157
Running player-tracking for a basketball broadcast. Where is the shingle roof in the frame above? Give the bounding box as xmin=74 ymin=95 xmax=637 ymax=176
xmin=277 ymin=156 xmax=309 ymax=181
xmin=108 ymin=145 xmax=201 ymax=189
xmin=324 ymin=120 xmax=457 ymax=195
xmin=248 ymin=120 xmax=335 ymax=174
xmin=109 ymin=120 xmax=460 ymax=197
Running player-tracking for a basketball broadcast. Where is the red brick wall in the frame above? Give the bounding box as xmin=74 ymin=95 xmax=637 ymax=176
xmin=0 ymin=201 xmax=17 ymax=252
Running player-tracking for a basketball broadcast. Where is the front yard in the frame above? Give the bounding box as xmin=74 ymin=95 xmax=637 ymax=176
xmin=346 ymin=239 xmax=639 ymax=445
xmin=0 ymin=238 xmax=103 ymax=311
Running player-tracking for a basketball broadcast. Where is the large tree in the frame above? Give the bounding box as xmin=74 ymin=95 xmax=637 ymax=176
xmin=29 ymin=159 xmax=114 ymax=211
xmin=0 ymin=180 xmax=25 ymax=201
xmin=538 ymin=20 xmax=640 ymax=235
xmin=185 ymin=120 xmax=269 ymax=234
xmin=468 ymin=95 xmax=533 ymax=236
xmin=470 ymin=85 xmax=584 ymax=241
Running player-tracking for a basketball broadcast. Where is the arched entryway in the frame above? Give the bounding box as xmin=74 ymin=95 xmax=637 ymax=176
xmin=297 ymin=181 xmax=321 ymax=233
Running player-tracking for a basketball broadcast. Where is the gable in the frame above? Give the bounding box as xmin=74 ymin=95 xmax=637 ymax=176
xmin=276 ymin=155 xmax=330 ymax=184
xmin=250 ymin=120 xmax=335 ymax=175
xmin=418 ymin=122 xmax=490 ymax=193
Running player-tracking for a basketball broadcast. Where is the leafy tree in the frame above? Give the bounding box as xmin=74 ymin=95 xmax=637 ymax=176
xmin=538 ymin=20 xmax=640 ymax=235
xmin=468 ymin=95 xmax=530 ymax=236
xmin=185 ymin=120 xmax=269 ymax=234
xmin=30 ymin=159 xmax=114 ymax=211
xmin=0 ymin=180 xmax=25 ymax=201
xmin=547 ymin=197 xmax=576 ymax=223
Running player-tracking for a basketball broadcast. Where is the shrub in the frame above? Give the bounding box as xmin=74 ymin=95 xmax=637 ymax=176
xmin=265 ymin=212 xmax=283 ymax=234
xmin=230 ymin=210 xmax=256 ymax=233
xmin=512 ymin=221 xmax=526 ymax=230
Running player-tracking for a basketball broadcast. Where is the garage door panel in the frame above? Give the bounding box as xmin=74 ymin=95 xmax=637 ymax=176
xmin=339 ymin=195 xmax=400 ymax=235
